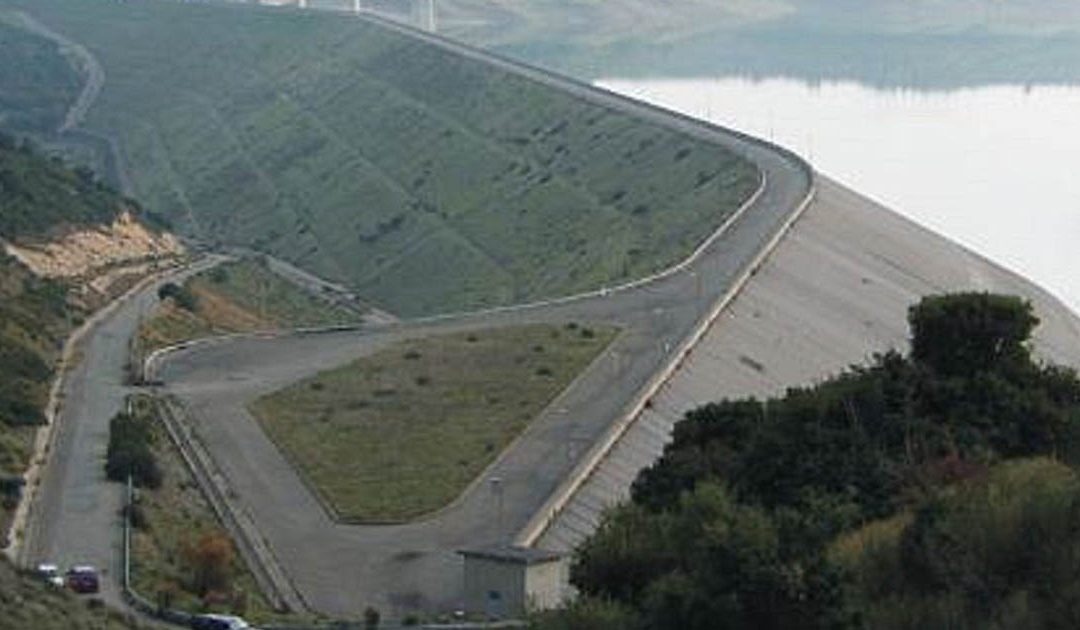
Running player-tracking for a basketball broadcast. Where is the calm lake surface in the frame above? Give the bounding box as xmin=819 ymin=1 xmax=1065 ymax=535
xmin=595 ymin=77 xmax=1080 ymax=312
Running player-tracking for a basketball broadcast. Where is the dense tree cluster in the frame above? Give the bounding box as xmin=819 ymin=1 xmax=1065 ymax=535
xmin=542 ymin=293 xmax=1080 ymax=629
xmin=105 ymin=409 xmax=161 ymax=489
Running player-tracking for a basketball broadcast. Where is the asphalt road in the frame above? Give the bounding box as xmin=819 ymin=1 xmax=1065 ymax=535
xmin=20 ymin=4 xmax=811 ymax=619
xmin=20 ymin=258 xmax=222 ymax=607
xmin=157 ymin=95 xmax=811 ymax=616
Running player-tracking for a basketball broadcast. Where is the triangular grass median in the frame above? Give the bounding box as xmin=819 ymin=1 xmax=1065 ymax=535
xmin=248 ymin=323 xmax=618 ymax=522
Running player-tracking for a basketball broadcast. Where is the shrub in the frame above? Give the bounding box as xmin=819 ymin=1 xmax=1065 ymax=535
xmin=105 ymin=410 xmax=162 ymax=489
xmin=183 ymin=533 xmax=234 ymax=597
xmin=207 ymin=267 xmax=228 ymax=284
xmin=157 ymin=282 xmax=198 ymax=312
xmin=364 ymin=606 xmax=381 ymax=629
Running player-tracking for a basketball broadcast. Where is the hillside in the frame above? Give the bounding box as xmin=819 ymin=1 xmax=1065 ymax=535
xmin=0 ymin=136 xmax=127 ymax=470
xmin=0 ymin=17 xmax=80 ymax=135
xmin=0 ymin=134 xmax=121 ymax=238
xmin=5 ymin=0 xmax=758 ymax=316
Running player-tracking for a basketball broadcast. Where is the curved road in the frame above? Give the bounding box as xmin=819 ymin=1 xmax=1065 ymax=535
xmin=23 ymin=6 xmax=813 ymax=621
xmin=155 ymin=16 xmax=813 ymax=613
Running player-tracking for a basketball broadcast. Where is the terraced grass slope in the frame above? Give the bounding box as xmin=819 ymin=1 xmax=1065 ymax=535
xmin=8 ymin=0 xmax=759 ymax=316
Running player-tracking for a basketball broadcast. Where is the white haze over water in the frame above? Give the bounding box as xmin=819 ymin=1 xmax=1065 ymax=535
xmin=598 ymin=77 xmax=1080 ymax=314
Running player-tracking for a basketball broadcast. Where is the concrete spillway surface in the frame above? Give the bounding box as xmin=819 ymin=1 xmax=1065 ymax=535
xmin=537 ymin=175 xmax=1080 ymax=553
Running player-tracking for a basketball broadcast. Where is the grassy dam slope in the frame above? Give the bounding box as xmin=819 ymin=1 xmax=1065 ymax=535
xmin=7 ymin=0 xmax=759 ymax=316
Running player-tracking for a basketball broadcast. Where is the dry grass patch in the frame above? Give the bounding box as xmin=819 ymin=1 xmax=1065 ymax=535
xmin=126 ymin=396 xmax=275 ymax=621
xmin=249 ymin=323 xmax=617 ymax=522
xmin=139 ymin=258 xmax=358 ymax=352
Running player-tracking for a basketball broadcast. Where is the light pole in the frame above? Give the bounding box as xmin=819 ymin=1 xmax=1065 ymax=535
xmin=490 ymin=476 xmax=503 ymax=542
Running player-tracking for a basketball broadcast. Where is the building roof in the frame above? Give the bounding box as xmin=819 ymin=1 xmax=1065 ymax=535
xmin=459 ymin=545 xmax=564 ymax=566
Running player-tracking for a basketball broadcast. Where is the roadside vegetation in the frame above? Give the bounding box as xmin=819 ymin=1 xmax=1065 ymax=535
xmin=104 ymin=405 xmax=161 ymax=489
xmin=119 ymin=396 xmax=278 ymax=623
xmin=0 ymin=556 xmax=145 ymax=630
xmin=250 ymin=323 xmax=617 ymax=522
xmin=534 ymin=293 xmax=1080 ymax=629
xmin=0 ymin=134 xmax=131 ymax=543
xmin=139 ymin=257 xmax=359 ymax=352
xmin=8 ymin=0 xmax=758 ymax=316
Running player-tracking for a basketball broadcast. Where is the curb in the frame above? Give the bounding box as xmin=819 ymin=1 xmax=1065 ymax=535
xmin=515 ymin=176 xmax=818 ymax=547
xmin=155 ymin=396 xmax=308 ymax=613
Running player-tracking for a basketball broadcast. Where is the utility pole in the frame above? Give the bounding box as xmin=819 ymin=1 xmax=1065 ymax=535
xmin=490 ymin=476 xmax=504 ymax=542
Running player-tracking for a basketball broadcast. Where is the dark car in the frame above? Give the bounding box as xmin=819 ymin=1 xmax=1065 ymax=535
xmin=190 ymin=614 xmax=251 ymax=630
xmin=65 ymin=565 xmax=100 ymax=594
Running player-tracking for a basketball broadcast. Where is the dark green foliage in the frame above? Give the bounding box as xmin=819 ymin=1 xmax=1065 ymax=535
xmin=105 ymin=410 xmax=161 ymax=489
xmin=0 ymin=22 xmax=81 ymax=134
xmin=845 ymin=458 xmax=1080 ymax=629
xmin=565 ymin=293 xmax=1080 ymax=629
xmin=634 ymin=294 xmax=1080 ymax=520
xmin=572 ymin=484 xmax=853 ymax=630
xmin=909 ymin=292 xmax=1038 ymax=378
xmin=0 ymin=262 xmax=73 ymax=430
xmin=207 ymin=267 xmax=228 ymax=284
xmin=529 ymin=597 xmax=638 ymax=630
xmin=0 ymin=134 xmax=123 ymax=240
xmin=157 ymin=282 xmax=197 ymax=312
xmin=363 ymin=606 xmax=381 ymax=629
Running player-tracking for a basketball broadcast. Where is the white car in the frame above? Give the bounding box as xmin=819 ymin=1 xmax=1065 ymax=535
xmin=36 ymin=563 xmax=64 ymax=589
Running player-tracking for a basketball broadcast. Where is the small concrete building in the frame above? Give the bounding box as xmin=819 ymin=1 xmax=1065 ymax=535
xmin=459 ymin=545 xmax=568 ymax=619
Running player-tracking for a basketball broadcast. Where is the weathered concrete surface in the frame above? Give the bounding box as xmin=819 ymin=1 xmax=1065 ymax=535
xmin=537 ymin=175 xmax=1080 ymax=552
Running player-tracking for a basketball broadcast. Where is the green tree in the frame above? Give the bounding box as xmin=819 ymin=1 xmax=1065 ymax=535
xmin=909 ymin=292 xmax=1037 ymax=378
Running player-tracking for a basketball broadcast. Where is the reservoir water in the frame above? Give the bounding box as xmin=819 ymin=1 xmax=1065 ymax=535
xmin=595 ymin=77 xmax=1080 ymax=313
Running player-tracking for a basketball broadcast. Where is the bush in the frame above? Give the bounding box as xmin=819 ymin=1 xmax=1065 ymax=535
xmin=363 ymin=606 xmax=381 ymax=629
xmin=183 ymin=533 xmax=234 ymax=597
xmin=529 ymin=598 xmax=639 ymax=630
xmin=843 ymin=458 xmax=1080 ymax=629
xmin=157 ymin=282 xmax=198 ymax=312
xmin=105 ymin=410 xmax=162 ymax=489
xmin=207 ymin=268 xmax=228 ymax=284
